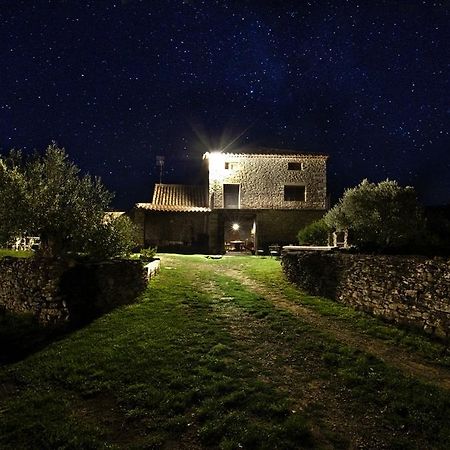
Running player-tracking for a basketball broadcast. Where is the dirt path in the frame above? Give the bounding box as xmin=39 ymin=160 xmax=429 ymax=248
xmin=185 ymin=267 xmax=377 ymax=448
xmin=221 ymin=266 xmax=450 ymax=391
xmin=160 ymin=255 xmax=450 ymax=448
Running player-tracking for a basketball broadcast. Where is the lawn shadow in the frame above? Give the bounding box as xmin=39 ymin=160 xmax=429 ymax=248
xmin=0 ymin=311 xmax=73 ymax=364
xmin=0 ymin=301 xmax=102 ymax=365
xmin=1 ymin=263 xmax=142 ymax=365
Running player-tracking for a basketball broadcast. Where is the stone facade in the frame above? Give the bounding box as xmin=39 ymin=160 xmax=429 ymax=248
xmin=282 ymin=251 xmax=450 ymax=340
xmin=205 ymin=152 xmax=327 ymax=210
xmin=0 ymin=257 xmax=148 ymax=326
xmin=133 ymin=148 xmax=328 ymax=253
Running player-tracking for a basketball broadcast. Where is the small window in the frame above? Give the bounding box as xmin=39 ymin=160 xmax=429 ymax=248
xmin=288 ymin=162 xmax=303 ymax=170
xmin=284 ymin=185 xmax=305 ymax=201
xmin=225 ymin=162 xmax=239 ymax=170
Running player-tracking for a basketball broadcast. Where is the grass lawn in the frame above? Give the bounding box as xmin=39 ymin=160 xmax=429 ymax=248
xmin=0 ymin=248 xmax=33 ymax=258
xmin=217 ymin=255 xmax=450 ymax=368
xmin=0 ymin=254 xmax=449 ymax=449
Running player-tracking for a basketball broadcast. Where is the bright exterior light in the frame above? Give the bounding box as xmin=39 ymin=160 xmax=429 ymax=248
xmin=206 ymin=151 xmax=227 ymax=181
xmin=232 ymin=223 xmax=240 ymax=231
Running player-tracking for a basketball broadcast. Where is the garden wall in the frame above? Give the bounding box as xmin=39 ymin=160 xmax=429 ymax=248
xmin=0 ymin=257 xmax=148 ymax=326
xmin=282 ymin=251 xmax=450 ymax=339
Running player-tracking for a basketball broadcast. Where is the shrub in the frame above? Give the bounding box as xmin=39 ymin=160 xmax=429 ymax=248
xmin=139 ymin=247 xmax=157 ymax=261
xmin=85 ymin=215 xmax=139 ymax=259
xmin=297 ymin=219 xmax=329 ymax=246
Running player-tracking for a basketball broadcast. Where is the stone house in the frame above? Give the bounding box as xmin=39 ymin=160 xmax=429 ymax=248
xmin=131 ymin=148 xmax=328 ymax=254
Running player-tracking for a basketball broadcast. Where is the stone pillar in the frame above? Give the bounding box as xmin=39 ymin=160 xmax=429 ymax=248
xmin=208 ymin=211 xmax=224 ymax=254
xmin=133 ymin=208 xmax=146 ymax=247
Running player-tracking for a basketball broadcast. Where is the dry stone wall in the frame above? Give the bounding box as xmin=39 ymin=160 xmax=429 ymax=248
xmin=208 ymin=154 xmax=327 ymax=210
xmin=282 ymin=251 xmax=450 ymax=340
xmin=0 ymin=257 xmax=147 ymax=326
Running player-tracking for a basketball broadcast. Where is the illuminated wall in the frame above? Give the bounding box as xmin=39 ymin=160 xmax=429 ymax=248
xmin=204 ymin=152 xmax=327 ymax=210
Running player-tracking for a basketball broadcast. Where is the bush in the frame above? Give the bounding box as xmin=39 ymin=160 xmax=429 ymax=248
xmin=325 ymin=179 xmax=425 ymax=252
xmin=297 ymin=219 xmax=329 ymax=246
xmin=85 ymin=215 xmax=139 ymax=259
xmin=139 ymin=247 xmax=157 ymax=261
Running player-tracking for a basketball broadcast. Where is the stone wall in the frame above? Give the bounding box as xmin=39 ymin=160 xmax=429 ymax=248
xmin=282 ymin=251 xmax=450 ymax=340
xmin=0 ymin=257 xmax=147 ymax=326
xmin=207 ymin=153 xmax=328 ymax=210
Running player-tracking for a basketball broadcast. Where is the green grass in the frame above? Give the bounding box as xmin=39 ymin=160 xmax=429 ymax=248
xmin=216 ymin=255 xmax=450 ymax=367
xmin=199 ymin=260 xmax=450 ymax=448
xmin=1 ymin=254 xmax=449 ymax=449
xmin=0 ymin=248 xmax=33 ymax=258
xmin=0 ymin=259 xmax=318 ymax=449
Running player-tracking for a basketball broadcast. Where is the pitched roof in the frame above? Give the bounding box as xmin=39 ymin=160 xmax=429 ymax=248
xmin=135 ymin=184 xmax=210 ymax=212
xmin=153 ymin=183 xmax=207 ymax=205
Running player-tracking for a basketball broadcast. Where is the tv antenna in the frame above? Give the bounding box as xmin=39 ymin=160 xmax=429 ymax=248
xmin=156 ymin=156 xmax=165 ymax=184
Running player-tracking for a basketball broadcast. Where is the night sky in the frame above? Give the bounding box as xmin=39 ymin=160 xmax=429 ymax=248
xmin=1 ymin=1 xmax=449 ymax=209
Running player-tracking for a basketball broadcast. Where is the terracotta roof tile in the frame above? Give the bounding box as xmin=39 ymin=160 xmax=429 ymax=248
xmin=135 ymin=184 xmax=210 ymax=212
xmin=152 ymin=184 xmax=207 ymax=206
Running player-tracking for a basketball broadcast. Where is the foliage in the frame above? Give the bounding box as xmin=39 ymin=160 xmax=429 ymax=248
xmin=0 ymin=153 xmax=29 ymax=243
xmin=297 ymin=218 xmax=329 ymax=245
xmin=324 ymin=179 xmax=425 ymax=251
xmin=0 ymin=144 xmax=129 ymax=258
xmin=139 ymin=246 xmax=157 ymax=261
xmin=84 ymin=215 xmax=139 ymax=258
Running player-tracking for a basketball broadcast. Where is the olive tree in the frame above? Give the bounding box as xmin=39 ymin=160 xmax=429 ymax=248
xmin=324 ymin=179 xmax=424 ymax=251
xmin=0 ymin=144 xmax=136 ymax=257
xmin=87 ymin=214 xmax=139 ymax=258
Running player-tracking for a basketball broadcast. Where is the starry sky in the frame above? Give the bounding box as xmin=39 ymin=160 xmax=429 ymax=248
xmin=1 ymin=0 xmax=449 ymax=209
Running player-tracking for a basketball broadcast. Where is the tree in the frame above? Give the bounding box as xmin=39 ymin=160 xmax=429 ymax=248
xmin=297 ymin=218 xmax=329 ymax=246
xmin=86 ymin=214 xmax=139 ymax=258
xmin=0 ymin=153 xmax=29 ymax=243
xmin=324 ymin=179 xmax=424 ymax=251
xmin=0 ymin=143 xmax=134 ymax=257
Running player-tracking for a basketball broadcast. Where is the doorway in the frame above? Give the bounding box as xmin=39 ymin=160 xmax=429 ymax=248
xmin=223 ymin=214 xmax=256 ymax=254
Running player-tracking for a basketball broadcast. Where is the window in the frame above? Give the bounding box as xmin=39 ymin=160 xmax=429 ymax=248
xmin=224 ymin=184 xmax=240 ymax=208
xmin=284 ymin=185 xmax=305 ymax=201
xmin=225 ymin=162 xmax=239 ymax=170
xmin=288 ymin=162 xmax=303 ymax=170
